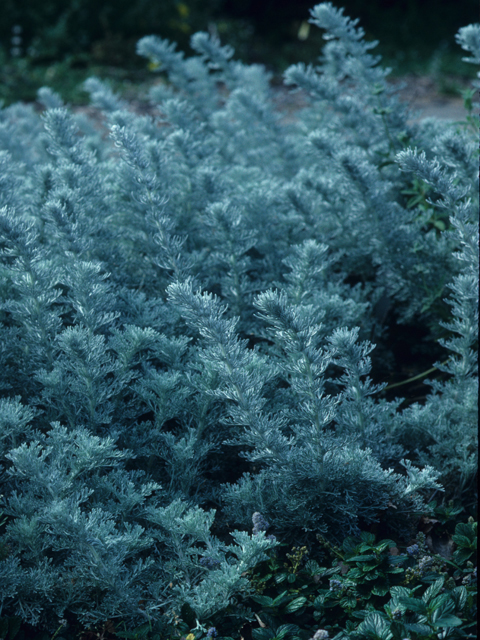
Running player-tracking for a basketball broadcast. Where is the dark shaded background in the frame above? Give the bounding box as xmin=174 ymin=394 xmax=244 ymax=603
xmin=1 ymin=0 xmax=477 ymax=69
xmin=1 ymin=0 xmax=477 ymax=106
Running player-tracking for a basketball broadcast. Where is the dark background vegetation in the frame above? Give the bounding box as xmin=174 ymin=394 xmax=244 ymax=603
xmin=0 ymin=0 xmax=478 ymax=105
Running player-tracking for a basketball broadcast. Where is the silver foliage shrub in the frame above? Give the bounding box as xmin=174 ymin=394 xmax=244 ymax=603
xmin=0 ymin=3 xmax=478 ymax=635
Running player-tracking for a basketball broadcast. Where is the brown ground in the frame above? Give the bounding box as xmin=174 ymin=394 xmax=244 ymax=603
xmin=384 ymin=74 xmax=469 ymax=123
xmin=270 ymin=74 xmax=470 ymax=124
xmin=70 ymin=74 xmax=472 ymax=128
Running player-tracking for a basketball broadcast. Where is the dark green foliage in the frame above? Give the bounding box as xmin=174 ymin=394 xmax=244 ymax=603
xmin=208 ymin=518 xmax=477 ymax=640
xmin=0 ymin=615 xmax=22 ymax=640
xmin=1 ymin=0 xmax=477 ymax=72
xmin=0 ymin=0 xmax=221 ymax=63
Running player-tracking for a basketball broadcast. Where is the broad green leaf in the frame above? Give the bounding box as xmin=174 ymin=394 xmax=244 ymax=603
xmin=357 ymin=613 xmax=393 ymax=640
xmin=427 ymin=594 xmax=450 ymax=613
xmin=385 ymin=567 xmax=404 ymax=574
xmin=453 ymin=548 xmax=474 ymax=563
xmin=449 ymin=586 xmax=467 ymax=610
xmin=432 ymin=614 xmax=463 ymax=628
xmin=398 ymin=597 xmax=427 ymax=614
xmin=348 ymin=554 xmax=377 ymax=562
xmin=452 ymin=534 xmax=474 ymax=547
xmin=284 ymin=597 xmax=308 ymax=613
xmin=271 ymin=591 xmax=290 ymax=607
xmin=404 ymin=622 xmax=432 ymax=635
xmin=313 ymin=594 xmax=327 ymax=608
xmin=250 ymin=595 xmax=275 ymax=607
xmin=363 ymin=570 xmax=381 ymax=580
xmin=252 ymin=628 xmax=276 ymax=640
xmin=340 ymin=595 xmax=358 ymax=609
xmin=454 ymin=523 xmax=476 ymax=542
xmin=274 ymin=624 xmax=301 ymax=639
xmin=423 ymin=578 xmax=444 ymax=603
xmin=342 ymin=537 xmax=360 ymax=553
xmin=360 ymin=532 xmax=376 ymax=545
xmin=274 ymin=572 xmax=288 ymax=584
xmin=376 ymin=541 xmax=396 ymax=553
xmin=390 ymin=586 xmax=413 ymax=599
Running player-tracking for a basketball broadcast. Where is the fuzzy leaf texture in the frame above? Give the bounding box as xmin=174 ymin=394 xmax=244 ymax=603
xmin=0 ymin=2 xmax=477 ymax=635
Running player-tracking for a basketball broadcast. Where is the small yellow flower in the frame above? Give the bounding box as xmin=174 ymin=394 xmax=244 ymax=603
xmin=177 ymin=3 xmax=190 ymax=18
xmin=148 ymin=60 xmax=161 ymax=71
xmin=297 ymin=20 xmax=310 ymax=41
xmin=186 ymin=635 xmax=195 ymax=640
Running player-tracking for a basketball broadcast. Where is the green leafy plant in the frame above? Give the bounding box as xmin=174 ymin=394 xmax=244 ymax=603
xmin=192 ymin=519 xmax=477 ymax=640
xmin=0 ymin=615 xmax=22 ymax=640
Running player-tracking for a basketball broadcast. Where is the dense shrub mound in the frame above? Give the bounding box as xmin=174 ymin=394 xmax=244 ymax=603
xmin=0 ymin=3 xmax=477 ymax=639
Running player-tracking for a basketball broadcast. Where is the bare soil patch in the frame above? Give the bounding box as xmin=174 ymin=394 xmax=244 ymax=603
xmin=269 ymin=74 xmax=469 ymax=124
xmin=68 ymin=74 xmax=471 ymax=129
xmin=385 ymin=74 xmax=469 ymax=122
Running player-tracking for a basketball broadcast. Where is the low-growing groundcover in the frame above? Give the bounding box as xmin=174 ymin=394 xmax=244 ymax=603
xmin=0 ymin=3 xmax=477 ymax=640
